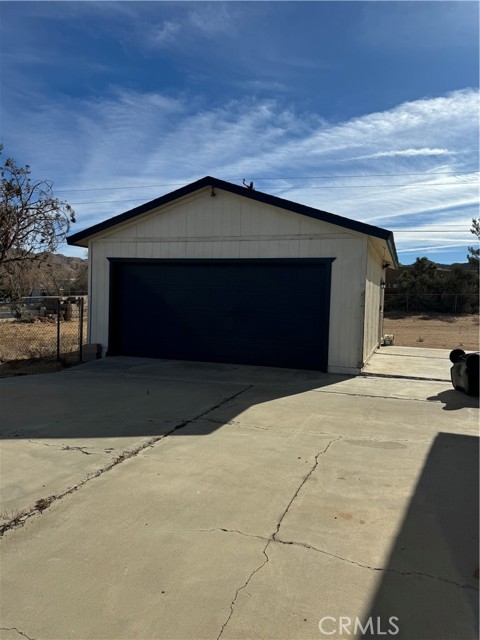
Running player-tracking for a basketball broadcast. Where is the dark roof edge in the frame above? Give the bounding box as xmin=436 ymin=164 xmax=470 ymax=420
xmin=67 ymin=176 xmax=213 ymax=245
xmin=67 ymin=175 xmax=398 ymax=266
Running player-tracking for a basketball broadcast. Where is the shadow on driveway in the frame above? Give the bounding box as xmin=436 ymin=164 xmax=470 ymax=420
xmin=362 ymin=432 xmax=479 ymax=639
xmin=0 ymin=357 xmax=352 ymax=440
xmin=426 ymin=389 xmax=479 ymax=411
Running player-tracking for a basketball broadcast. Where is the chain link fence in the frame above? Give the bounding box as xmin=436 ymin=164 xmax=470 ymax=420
xmin=384 ymin=293 xmax=479 ymax=315
xmin=0 ymin=296 xmax=88 ymax=364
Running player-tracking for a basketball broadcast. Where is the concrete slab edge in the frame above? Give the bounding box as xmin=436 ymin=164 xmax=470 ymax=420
xmin=361 ymin=372 xmax=449 ymax=383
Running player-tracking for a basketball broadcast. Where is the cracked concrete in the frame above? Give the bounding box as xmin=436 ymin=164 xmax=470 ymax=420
xmin=220 ymin=535 xmax=478 ymax=640
xmin=0 ymin=629 xmax=35 ymax=640
xmin=0 ymin=354 xmax=478 ymax=639
xmin=0 ymin=369 xmax=252 ymax=521
xmin=217 ymin=436 xmax=343 ymax=639
xmin=1 ymin=384 xmax=253 ymax=535
xmin=273 ymin=537 xmax=478 ymax=590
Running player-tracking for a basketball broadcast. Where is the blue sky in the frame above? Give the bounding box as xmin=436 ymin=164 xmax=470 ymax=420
xmin=1 ymin=1 xmax=479 ymax=264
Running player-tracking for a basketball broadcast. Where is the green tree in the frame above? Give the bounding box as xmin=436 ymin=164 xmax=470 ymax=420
xmin=397 ymin=257 xmax=438 ymax=292
xmin=442 ymin=265 xmax=479 ymax=313
xmin=467 ymin=218 xmax=480 ymax=267
xmin=393 ymin=257 xmax=478 ymax=314
xmin=395 ymin=257 xmax=440 ymax=311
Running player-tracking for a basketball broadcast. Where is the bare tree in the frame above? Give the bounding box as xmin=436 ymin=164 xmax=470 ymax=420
xmin=0 ymin=146 xmax=75 ymax=267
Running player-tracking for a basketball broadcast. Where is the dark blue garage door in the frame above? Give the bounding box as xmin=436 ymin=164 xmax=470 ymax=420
xmin=108 ymin=259 xmax=333 ymax=371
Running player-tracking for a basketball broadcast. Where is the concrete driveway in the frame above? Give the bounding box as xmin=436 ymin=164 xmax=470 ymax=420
xmin=0 ymin=351 xmax=478 ymax=640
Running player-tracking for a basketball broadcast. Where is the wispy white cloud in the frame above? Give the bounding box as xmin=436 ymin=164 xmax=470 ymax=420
xmin=141 ymin=3 xmax=240 ymax=50
xmin=2 ymin=87 xmax=478 ymax=262
xmin=148 ymin=21 xmax=182 ymax=47
xmin=187 ymin=4 xmax=239 ymax=37
xmin=398 ymin=244 xmax=473 ymax=254
xmin=351 ymin=148 xmax=456 ymax=160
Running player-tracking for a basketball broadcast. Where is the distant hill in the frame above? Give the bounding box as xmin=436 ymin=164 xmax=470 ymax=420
xmin=39 ymin=252 xmax=87 ymax=272
xmin=396 ymin=261 xmax=475 ymax=270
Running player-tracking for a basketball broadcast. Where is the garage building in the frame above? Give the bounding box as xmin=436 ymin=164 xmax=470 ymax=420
xmin=67 ymin=176 xmax=398 ymax=374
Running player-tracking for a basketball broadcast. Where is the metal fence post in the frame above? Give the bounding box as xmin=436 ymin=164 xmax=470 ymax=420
xmin=56 ymin=297 xmax=61 ymax=361
xmin=79 ymin=297 xmax=84 ymax=363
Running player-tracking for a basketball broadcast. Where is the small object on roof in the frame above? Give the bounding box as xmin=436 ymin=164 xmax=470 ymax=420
xmin=449 ymin=349 xmax=479 ymax=396
xmin=382 ymin=334 xmax=394 ymax=346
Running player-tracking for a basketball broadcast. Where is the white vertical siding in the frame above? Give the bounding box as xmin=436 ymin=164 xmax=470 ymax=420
xmin=363 ymin=241 xmax=384 ymax=364
xmin=328 ymin=236 xmax=367 ymax=373
xmin=88 ymin=188 xmax=369 ymax=371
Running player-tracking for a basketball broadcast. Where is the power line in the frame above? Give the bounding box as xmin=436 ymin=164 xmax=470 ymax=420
xmin=262 ymin=182 xmax=477 ymax=189
xmin=256 ymin=171 xmax=478 ymax=180
xmin=68 ymin=182 xmax=479 ymax=206
xmin=55 ymin=170 xmax=479 ymax=194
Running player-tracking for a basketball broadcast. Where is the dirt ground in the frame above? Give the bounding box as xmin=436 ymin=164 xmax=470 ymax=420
xmin=0 ymin=314 xmax=477 ymax=379
xmin=383 ymin=313 xmax=479 ymax=351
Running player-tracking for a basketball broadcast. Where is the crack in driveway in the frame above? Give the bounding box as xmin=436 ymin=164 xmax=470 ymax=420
xmin=274 ymin=537 xmax=479 ymax=592
xmin=0 ymin=385 xmax=253 ymax=537
xmin=272 ymin=436 xmax=343 ymax=540
xmin=0 ymin=627 xmax=35 ymax=640
xmin=216 ymin=539 xmax=272 ymax=640
xmin=217 ymin=435 xmax=342 ymax=639
xmin=161 ymin=527 xmax=269 ymax=543
xmin=27 ymin=440 xmax=101 ymax=456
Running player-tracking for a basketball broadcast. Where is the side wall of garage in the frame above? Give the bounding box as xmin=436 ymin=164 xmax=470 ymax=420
xmin=87 ymin=187 xmax=368 ymax=373
xmin=363 ymin=241 xmax=384 ymax=364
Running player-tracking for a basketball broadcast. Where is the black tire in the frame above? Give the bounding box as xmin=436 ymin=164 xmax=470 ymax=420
xmin=450 ymin=349 xmax=466 ymax=363
xmin=465 ymin=353 xmax=479 ymax=396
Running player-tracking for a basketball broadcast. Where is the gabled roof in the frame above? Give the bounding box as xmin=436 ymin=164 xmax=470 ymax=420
xmin=67 ymin=176 xmax=398 ymax=267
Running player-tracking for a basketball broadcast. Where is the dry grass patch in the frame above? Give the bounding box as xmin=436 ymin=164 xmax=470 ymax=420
xmin=0 ymin=319 xmax=83 ymax=362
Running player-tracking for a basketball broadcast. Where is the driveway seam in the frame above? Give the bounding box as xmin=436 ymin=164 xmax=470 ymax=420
xmin=313 ymin=388 xmax=467 ymax=404
xmin=0 ymin=385 xmax=254 ymax=538
xmin=197 ymin=419 xmax=445 ymax=442
xmin=361 ymin=372 xmax=448 ymax=383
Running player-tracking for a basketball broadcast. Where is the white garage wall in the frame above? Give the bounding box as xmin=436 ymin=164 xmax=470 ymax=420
xmin=363 ymin=241 xmax=384 ymax=364
xmin=87 ymin=187 xmax=368 ymax=373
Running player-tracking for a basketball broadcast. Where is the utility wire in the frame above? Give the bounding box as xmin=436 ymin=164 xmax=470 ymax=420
xmin=68 ymin=182 xmax=479 ymax=206
xmin=254 ymin=182 xmax=477 ymax=189
xmin=55 ymin=170 xmax=479 ymax=194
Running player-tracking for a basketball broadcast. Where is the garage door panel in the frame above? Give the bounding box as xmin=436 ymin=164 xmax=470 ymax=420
xmin=109 ymin=259 xmax=332 ymax=371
